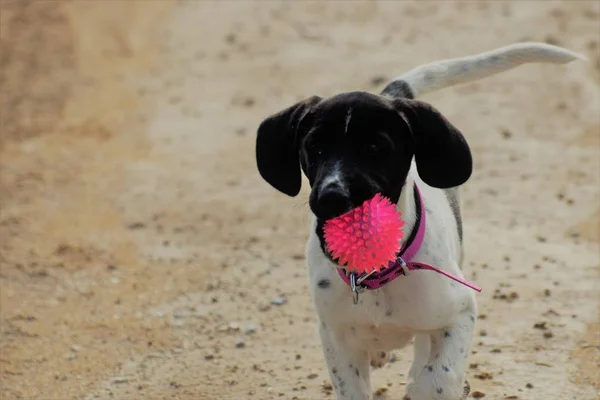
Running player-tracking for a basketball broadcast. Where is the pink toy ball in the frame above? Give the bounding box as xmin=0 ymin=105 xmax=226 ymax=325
xmin=323 ymin=193 xmax=404 ymax=275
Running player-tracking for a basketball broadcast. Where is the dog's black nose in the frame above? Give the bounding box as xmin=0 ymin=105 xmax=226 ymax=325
xmin=317 ymin=185 xmax=351 ymax=219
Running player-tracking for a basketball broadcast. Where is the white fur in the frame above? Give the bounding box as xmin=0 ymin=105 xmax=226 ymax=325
xmin=395 ymin=42 xmax=585 ymax=98
xmin=305 ymin=43 xmax=582 ymax=400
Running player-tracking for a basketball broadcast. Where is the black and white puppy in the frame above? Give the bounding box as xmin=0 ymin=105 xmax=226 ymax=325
xmin=256 ymin=43 xmax=582 ymax=400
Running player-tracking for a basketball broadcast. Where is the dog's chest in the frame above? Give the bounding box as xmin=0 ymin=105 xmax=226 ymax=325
xmin=307 ymin=233 xmax=464 ymax=336
xmin=310 ymin=269 xmax=414 ymax=350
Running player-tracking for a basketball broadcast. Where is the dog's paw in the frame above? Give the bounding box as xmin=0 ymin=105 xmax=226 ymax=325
xmin=404 ymin=364 xmax=465 ymax=400
xmin=369 ymin=351 xmax=389 ymax=368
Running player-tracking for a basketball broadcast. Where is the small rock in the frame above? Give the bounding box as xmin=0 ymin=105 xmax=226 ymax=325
xmin=307 ymin=373 xmax=318 ymax=379
xmin=235 ymin=340 xmax=245 ymax=349
xmin=543 ymin=309 xmax=560 ymax=317
xmin=479 ymin=329 xmax=488 ymax=337
xmin=543 ymin=331 xmax=554 ymax=339
xmin=127 ymin=222 xmax=145 ymax=230
xmin=472 ymin=391 xmax=486 ymax=398
xmin=474 ymin=371 xmax=493 ymax=380
xmin=271 ymin=296 xmax=287 ymax=306
xmin=245 ymin=323 xmax=258 ymax=335
xmin=112 ymin=376 xmax=131 ymax=384
xmin=533 ymin=321 xmax=547 ymax=330
xmin=526 ymin=383 xmax=534 ymax=389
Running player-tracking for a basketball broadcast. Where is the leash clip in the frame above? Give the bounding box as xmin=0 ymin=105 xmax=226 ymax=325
xmin=397 ymin=256 xmax=410 ymax=276
xmin=349 ymin=270 xmax=375 ymax=305
xmin=349 ymin=273 xmax=362 ymax=304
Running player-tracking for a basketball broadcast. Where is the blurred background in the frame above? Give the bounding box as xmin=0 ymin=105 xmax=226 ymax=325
xmin=0 ymin=1 xmax=598 ymax=399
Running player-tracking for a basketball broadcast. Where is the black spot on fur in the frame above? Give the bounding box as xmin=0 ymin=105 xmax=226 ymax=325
xmin=375 ymin=301 xmax=380 ymax=306
xmin=386 ymin=310 xmax=393 ymax=317
xmin=444 ymin=330 xmax=451 ymax=338
xmin=442 ymin=365 xmax=450 ymax=372
xmin=317 ymin=279 xmax=331 ymax=289
xmin=437 ymin=387 xmax=444 ymax=394
xmin=332 ymin=368 xmax=337 ymax=374
xmin=381 ymin=79 xmax=415 ymax=100
xmin=380 ymin=352 xmax=386 ymax=358
xmin=427 ymin=365 xmax=433 ymax=372
xmin=469 ymin=315 xmax=475 ymax=322
xmin=355 ymin=368 xmax=359 ymax=376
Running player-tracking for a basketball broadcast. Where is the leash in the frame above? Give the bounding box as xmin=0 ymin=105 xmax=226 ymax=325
xmin=337 ymin=184 xmax=482 ymax=304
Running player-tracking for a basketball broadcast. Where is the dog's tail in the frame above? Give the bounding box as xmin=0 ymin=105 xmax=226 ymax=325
xmin=381 ymin=42 xmax=585 ymax=99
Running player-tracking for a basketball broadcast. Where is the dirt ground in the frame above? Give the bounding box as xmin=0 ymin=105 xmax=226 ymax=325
xmin=1 ymin=1 xmax=599 ymax=399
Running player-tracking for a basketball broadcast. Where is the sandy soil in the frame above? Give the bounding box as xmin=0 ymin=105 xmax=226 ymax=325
xmin=1 ymin=1 xmax=599 ymax=399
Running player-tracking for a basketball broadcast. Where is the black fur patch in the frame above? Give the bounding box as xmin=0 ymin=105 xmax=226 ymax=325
xmin=317 ymin=279 xmax=331 ymax=289
xmin=444 ymin=187 xmax=463 ymax=242
xmin=381 ymin=80 xmax=415 ymax=99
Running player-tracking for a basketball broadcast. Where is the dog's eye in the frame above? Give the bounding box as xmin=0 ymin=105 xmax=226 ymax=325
xmin=365 ymin=143 xmax=381 ymax=156
xmin=368 ymin=143 xmax=379 ymax=153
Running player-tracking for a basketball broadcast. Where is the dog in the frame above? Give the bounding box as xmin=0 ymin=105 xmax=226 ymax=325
xmin=255 ymin=42 xmax=583 ymax=400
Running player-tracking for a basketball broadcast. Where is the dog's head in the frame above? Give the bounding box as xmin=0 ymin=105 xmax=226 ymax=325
xmin=256 ymin=91 xmax=472 ymax=221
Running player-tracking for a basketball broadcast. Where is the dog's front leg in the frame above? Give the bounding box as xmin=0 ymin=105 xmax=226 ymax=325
xmin=319 ymin=321 xmax=371 ymax=400
xmin=404 ymin=300 xmax=476 ymax=400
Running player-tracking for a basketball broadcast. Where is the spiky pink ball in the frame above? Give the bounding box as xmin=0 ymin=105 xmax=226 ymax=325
xmin=323 ymin=194 xmax=404 ymax=274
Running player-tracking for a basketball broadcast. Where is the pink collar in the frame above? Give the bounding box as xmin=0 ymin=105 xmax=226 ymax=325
xmin=337 ymin=184 xmax=481 ymax=304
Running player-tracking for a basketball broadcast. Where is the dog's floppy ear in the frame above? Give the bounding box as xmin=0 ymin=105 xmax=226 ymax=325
xmin=256 ymin=96 xmax=321 ymax=196
xmin=394 ymin=99 xmax=472 ymax=188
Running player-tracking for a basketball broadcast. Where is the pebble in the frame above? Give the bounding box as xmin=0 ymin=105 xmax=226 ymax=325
xmin=533 ymin=321 xmax=547 ymax=330
xmin=474 ymin=371 xmax=493 ymax=380
xmin=245 ymin=323 xmax=258 ymax=335
xmin=271 ymin=296 xmax=287 ymax=306
xmin=235 ymin=340 xmax=245 ymax=348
